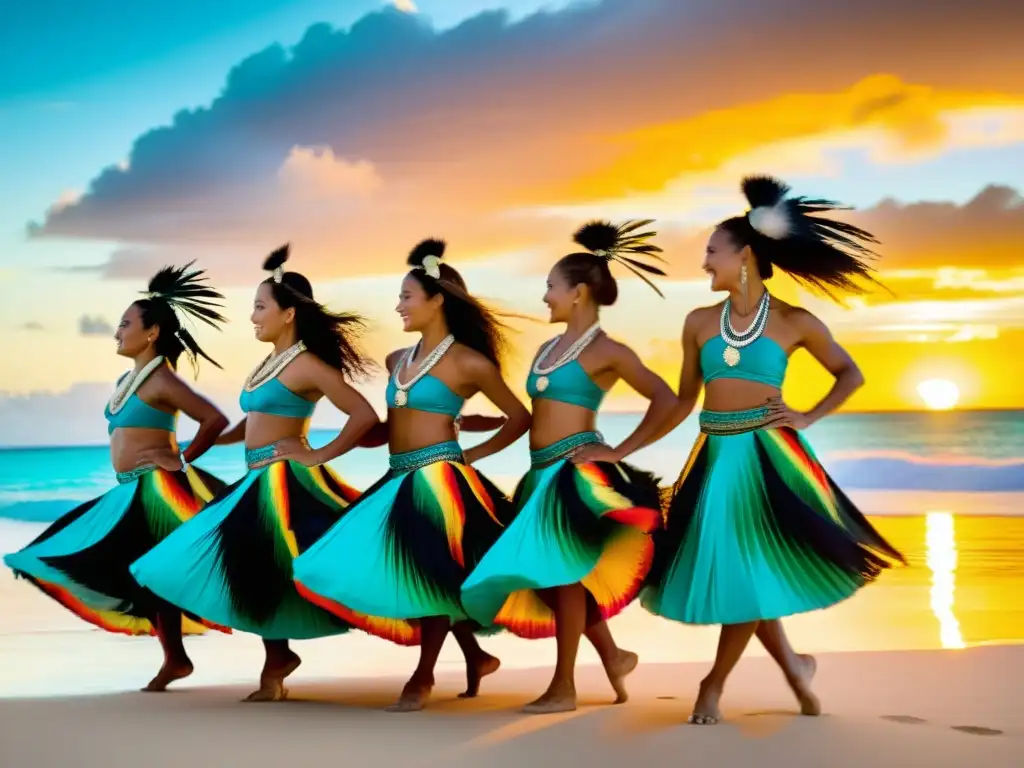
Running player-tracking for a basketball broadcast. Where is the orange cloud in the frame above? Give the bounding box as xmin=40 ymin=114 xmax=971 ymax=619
xmin=557 ymin=76 xmax=1024 ymax=200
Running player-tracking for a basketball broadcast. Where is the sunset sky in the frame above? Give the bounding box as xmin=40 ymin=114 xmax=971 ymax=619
xmin=2 ymin=0 xmax=1023 ymax=445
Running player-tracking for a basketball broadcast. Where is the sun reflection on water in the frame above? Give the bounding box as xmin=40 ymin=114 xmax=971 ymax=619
xmin=925 ymin=511 xmax=965 ymax=649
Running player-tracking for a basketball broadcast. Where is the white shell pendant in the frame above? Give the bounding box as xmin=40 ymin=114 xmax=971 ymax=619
xmin=535 ymin=376 xmax=549 ymax=392
xmin=394 ymin=390 xmax=408 ymax=407
xmin=723 ymin=345 xmax=741 ymax=367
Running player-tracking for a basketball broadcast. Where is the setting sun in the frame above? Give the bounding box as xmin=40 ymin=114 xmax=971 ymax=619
xmin=917 ymin=379 xmax=961 ymax=411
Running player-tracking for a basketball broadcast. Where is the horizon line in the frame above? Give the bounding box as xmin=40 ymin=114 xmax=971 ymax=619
xmin=1 ymin=406 xmax=1021 ymax=452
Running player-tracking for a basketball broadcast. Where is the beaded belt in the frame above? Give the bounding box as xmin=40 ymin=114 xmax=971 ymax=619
xmin=389 ymin=441 xmax=464 ymax=475
xmin=115 ymin=465 xmax=158 ymax=484
xmin=530 ymin=431 xmax=603 ymax=468
xmin=699 ymin=406 xmax=771 ymax=436
xmin=245 ymin=437 xmax=310 ymax=469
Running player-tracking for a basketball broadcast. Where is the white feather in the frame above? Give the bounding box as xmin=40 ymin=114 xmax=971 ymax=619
xmin=748 ymin=204 xmax=791 ymax=239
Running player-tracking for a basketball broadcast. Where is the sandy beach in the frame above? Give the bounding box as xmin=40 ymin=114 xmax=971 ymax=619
xmin=1 ymin=646 xmax=1018 ymax=768
xmin=2 ymin=513 xmax=1022 ymax=767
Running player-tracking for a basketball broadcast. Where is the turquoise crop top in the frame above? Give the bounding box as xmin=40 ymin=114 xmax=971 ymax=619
xmin=526 ymin=360 xmax=607 ymax=412
xmin=104 ymin=394 xmax=177 ymax=435
xmin=239 ymin=377 xmax=316 ymax=419
xmin=700 ymin=335 xmax=788 ymax=388
xmin=385 ymin=374 xmax=464 ymax=418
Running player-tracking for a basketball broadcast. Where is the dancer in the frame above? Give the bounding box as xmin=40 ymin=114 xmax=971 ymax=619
xmin=4 ymin=263 xmax=230 ymax=691
xmin=461 ymin=221 xmax=678 ymax=714
xmin=294 ymin=238 xmax=531 ymax=712
xmin=131 ymin=245 xmax=380 ymax=701
xmin=639 ymin=176 xmax=906 ymax=724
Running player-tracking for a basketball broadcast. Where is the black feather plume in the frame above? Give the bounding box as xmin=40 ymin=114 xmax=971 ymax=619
xmin=738 ymin=175 xmax=883 ymax=297
xmin=143 ymin=261 xmax=226 ymax=329
xmin=263 ymin=244 xmax=289 ymax=273
xmin=572 ymin=219 xmax=667 ymax=297
xmin=407 ymin=238 xmax=447 ymax=268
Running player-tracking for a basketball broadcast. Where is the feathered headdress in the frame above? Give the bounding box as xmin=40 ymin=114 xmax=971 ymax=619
xmin=573 ymin=220 xmax=667 ymax=297
xmin=143 ymin=261 xmax=227 ymax=329
xmin=263 ymin=243 xmax=289 ymax=282
xmin=141 ymin=261 xmax=226 ymax=374
xmin=407 ymin=238 xmax=446 ymax=279
xmin=740 ymin=175 xmax=881 ymax=296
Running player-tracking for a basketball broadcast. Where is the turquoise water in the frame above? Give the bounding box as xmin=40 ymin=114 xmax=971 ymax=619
xmin=1 ymin=410 xmax=1022 ymax=522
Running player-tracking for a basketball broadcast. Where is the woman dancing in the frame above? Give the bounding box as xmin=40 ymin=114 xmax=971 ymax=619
xmin=294 ymin=238 xmax=531 ymax=712
xmin=461 ymin=221 xmax=678 ymax=714
xmin=131 ymin=245 xmax=380 ymax=702
xmin=4 ymin=263 xmax=230 ymax=691
xmin=640 ymin=176 xmax=906 ymax=725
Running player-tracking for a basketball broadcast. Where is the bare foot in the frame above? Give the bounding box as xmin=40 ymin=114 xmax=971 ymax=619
xmin=605 ymin=649 xmax=638 ymax=704
xmin=386 ymin=679 xmax=433 ymax=712
xmin=242 ymin=651 xmax=302 ymax=703
xmin=141 ymin=660 xmax=193 ymax=692
xmin=687 ymin=679 xmax=722 ymax=725
xmin=787 ymin=653 xmax=820 ymax=716
xmin=243 ymin=680 xmax=289 ymax=702
xmin=522 ymin=682 xmax=576 ymax=715
xmin=458 ymin=653 xmax=501 ymax=699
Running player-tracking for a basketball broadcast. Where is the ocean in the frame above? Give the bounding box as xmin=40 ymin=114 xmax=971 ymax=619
xmin=2 ymin=410 xmax=1022 ymax=522
xmin=1 ymin=410 xmax=1022 ymax=698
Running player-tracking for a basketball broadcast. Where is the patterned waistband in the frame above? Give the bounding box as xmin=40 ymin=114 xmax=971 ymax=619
xmin=530 ymin=431 xmax=603 ymax=468
xmin=389 ymin=441 xmax=464 ymax=474
xmin=245 ymin=437 xmax=309 ymax=469
xmin=115 ymin=465 xmax=158 ymax=484
xmin=699 ymin=406 xmax=771 ymax=436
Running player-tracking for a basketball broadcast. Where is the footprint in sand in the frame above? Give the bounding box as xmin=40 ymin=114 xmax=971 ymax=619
xmin=656 ymin=696 xmax=677 ymax=700
xmin=951 ymin=725 xmax=1003 ymax=736
xmin=881 ymin=715 xmax=927 ymax=725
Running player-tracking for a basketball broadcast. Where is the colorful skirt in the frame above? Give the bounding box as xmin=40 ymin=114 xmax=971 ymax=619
xmin=3 ymin=465 xmax=227 ymax=636
xmin=640 ymin=407 xmax=906 ymax=625
xmin=460 ymin=431 xmax=663 ymax=639
xmin=130 ymin=444 xmax=360 ymax=640
xmin=293 ymin=441 xmax=513 ymax=646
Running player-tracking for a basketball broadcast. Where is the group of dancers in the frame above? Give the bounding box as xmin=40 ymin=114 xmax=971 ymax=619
xmin=4 ymin=176 xmax=905 ymax=725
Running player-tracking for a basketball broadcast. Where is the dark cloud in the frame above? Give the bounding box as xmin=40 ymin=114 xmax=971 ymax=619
xmin=849 ymin=184 xmax=1024 ymax=270
xmin=27 ymin=1 xmax=1024 ymax=279
xmin=78 ymin=314 xmax=114 ymax=336
xmin=19 ymin=321 xmax=45 ymax=331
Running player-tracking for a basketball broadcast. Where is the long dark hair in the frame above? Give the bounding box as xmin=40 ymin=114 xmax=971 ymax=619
xmin=262 ymin=245 xmax=373 ymax=379
xmin=134 ymin=262 xmax=225 ymax=374
xmin=555 ymin=219 xmax=667 ymax=304
xmin=717 ymin=176 xmax=882 ymax=299
xmin=405 ymin=238 xmax=511 ymax=371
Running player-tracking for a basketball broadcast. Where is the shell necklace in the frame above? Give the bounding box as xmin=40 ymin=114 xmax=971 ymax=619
xmin=532 ymin=321 xmax=601 ymax=393
xmin=244 ymin=341 xmax=307 ymax=392
xmin=720 ymin=291 xmax=770 ymax=367
xmin=108 ymin=356 xmax=166 ymax=415
xmin=392 ymin=334 xmax=455 ymax=407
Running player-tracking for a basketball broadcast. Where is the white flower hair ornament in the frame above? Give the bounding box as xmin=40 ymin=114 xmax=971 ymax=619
xmin=420 ymin=254 xmax=442 ymax=279
xmin=747 ymin=202 xmax=792 ymax=240
xmin=407 ymin=238 xmax=447 ymax=280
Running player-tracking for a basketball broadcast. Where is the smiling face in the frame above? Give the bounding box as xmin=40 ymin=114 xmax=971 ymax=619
xmin=703 ymin=226 xmax=748 ymax=292
xmin=542 ymin=265 xmax=579 ymax=324
xmin=396 ymin=273 xmax=443 ymax=333
xmin=114 ymin=303 xmax=154 ymax=358
xmin=250 ymin=282 xmax=294 ymax=343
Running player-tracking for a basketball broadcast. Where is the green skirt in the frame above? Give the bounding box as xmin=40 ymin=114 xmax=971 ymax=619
xmin=131 ymin=446 xmax=360 ymax=640
xmin=293 ymin=441 xmax=514 ymax=646
xmin=4 ymin=465 xmax=227 ymax=636
xmin=640 ymin=407 xmax=905 ymax=625
xmin=461 ymin=432 xmax=663 ymax=638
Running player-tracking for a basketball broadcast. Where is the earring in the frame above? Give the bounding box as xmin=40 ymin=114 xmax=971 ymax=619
xmin=740 ymin=264 xmax=749 ymax=314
